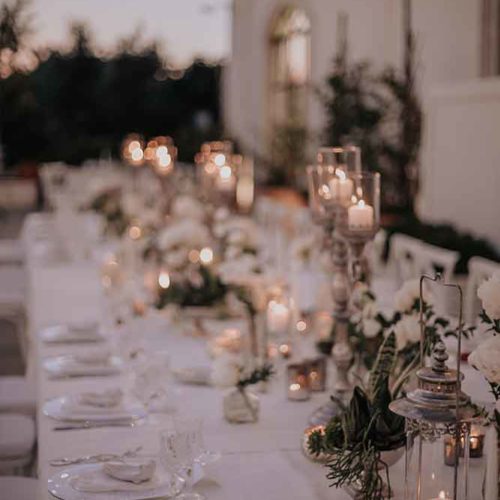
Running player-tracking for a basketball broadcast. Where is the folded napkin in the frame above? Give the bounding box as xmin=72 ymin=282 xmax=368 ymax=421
xmin=70 ymin=460 xmax=159 ymax=493
xmin=103 ymin=459 xmax=156 ymax=484
xmin=69 ymin=320 xmax=99 ymax=335
xmin=73 ymin=349 xmax=111 ymax=365
xmin=78 ymin=388 xmax=123 ymax=408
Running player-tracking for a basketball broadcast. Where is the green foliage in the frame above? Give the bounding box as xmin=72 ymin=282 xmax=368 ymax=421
xmin=88 ymin=189 xmax=129 ymax=237
xmin=0 ymin=19 xmax=223 ymax=167
xmin=480 ymin=309 xmax=500 ymax=335
xmin=322 ymin=33 xmax=422 ymax=215
xmin=237 ymin=364 xmax=274 ymax=390
xmin=308 ymin=336 xmax=406 ymax=499
xmin=156 ymin=265 xmax=227 ymax=309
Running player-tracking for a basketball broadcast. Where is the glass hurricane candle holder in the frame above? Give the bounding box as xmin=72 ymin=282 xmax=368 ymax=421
xmin=338 ymin=171 xmax=380 ymax=281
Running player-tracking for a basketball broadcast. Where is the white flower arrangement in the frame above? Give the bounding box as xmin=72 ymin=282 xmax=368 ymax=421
xmin=214 ymin=216 xmax=261 ymax=261
xmin=157 ymin=220 xmax=211 ymax=258
xmin=468 ymin=335 xmax=500 ymax=386
xmin=392 ymin=313 xmax=421 ymax=351
xmin=477 ymin=271 xmax=500 ymax=333
xmin=394 ymin=278 xmax=432 ymax=314
xmin=171 ymin=195 xmax=205 ymax=222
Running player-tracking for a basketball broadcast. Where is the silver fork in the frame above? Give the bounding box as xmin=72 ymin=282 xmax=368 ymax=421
xmin=50 ymin=445 xmax=143 ymax=466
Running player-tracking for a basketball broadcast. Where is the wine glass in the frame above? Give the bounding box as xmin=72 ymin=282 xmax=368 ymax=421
xmin=160 ymin=422 xmax=205 ymax=500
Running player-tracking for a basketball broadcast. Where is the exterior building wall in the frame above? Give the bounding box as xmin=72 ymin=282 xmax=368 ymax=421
xmin=224 ymin=0 xmax=500 ymax=248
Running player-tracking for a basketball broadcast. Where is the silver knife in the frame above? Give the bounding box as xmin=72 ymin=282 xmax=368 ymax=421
xmin=53 ymin=421 xmax=136 ymax=431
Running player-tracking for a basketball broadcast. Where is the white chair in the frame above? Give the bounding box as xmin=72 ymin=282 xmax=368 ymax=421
xmin=0 ymin=414 xmax=35 ymax=474
xmin=389 ymin=233 xmax=424 ymax=284
xmin=0 ymin=377 xmax=35 ymax=416
xmin=0 ymin=239 xmax=24 ymax=266
xmin=0 ymin=476 xmax=38 ymax=498
xmin=465 ymin=256 xmax=500 ymax=325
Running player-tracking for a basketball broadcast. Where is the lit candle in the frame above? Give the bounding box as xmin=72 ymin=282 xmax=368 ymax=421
xmin=266 ymin=300 xmax=291 ymax=336
xmin=158 ymin=270 xmax=171 ymax=289
xmin=287 ymin=364 xmax=311 ymax=401
xmin=347 ymin=199 xmax=374 ymax=231
xmin=328 ymin=170 xmax=353 ymax=205
xmin=430 ymin=491 xmax=451 ymax=500
xmin=216 ymin=165 xmax=236 ymax=192
xmin=307 ymin=357 xmax=327 ymax=391
xmin=199 ymin=247 xmax=214 ymax=265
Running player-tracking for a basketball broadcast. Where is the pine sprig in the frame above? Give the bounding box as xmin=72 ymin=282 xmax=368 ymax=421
xmin=237 ymin=364 xmax=274 ymax=389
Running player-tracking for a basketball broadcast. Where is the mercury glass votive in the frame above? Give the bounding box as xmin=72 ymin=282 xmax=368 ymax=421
xmin=287 ymin=363 xmax=311 ymax=401
xmin=306 ymin=357 xmax=327 ymax=392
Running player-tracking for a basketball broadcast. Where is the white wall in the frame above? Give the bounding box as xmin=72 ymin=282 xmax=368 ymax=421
xmin=225 ymin=0 xmax=500 ymax=248
xmin=420 ymin=78 xmax=500 ymax=249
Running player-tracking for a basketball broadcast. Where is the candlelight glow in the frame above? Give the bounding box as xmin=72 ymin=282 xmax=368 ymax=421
xmin=297 ymin=320 xmax=307 ymax=332
xmin=188 ymin=249 xmax=200 ymax=263
xmin=131 ymin=148 xmax=144 ymax=162
xmin=199 ymin=247 xmax=214 ymax=265
xmin=128 ymin=224 xmax=142 ymax=240
xmin=219 ymin=165 xmax=232 ymax=179
xmin=158 ymin=271 xmax=171 ymax=289
xmin=289 ymin=383 xmax=301 ymax=391
xmin=214 ymin=153 xmax=226 ymax=166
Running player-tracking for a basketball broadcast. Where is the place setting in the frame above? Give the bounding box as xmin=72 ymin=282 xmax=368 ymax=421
xmin=40 ymin=321 xmax=106 ymax=345
xmin=48 ymin=417 xmax=216 ymax=500
xmin=43 ymin=349 xmax=124 ymax=379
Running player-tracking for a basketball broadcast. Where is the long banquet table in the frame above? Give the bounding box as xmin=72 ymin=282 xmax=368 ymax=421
xmin=26 ymin=213 xmax=491 ymax=500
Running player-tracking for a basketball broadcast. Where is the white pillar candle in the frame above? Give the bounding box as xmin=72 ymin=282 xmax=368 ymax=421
xmin=266 ymin=300 xmax=291 ymax=335
xmin=328 ymin=170 xmax=353 ymax=204
xmin=348 ymin=199 xmax=374 ymax=231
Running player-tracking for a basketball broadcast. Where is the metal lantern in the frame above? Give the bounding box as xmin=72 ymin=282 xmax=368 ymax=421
xmin=389 ymin=275 xmax=483 ymax=500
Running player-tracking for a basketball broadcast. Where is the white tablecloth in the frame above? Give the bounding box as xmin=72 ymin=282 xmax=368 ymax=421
xmin=25 ymin=213 xmax=492 ymax=500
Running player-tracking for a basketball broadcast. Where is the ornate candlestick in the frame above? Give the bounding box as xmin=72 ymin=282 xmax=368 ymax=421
xmin=306 ymin=147 xmax=365 ymax=425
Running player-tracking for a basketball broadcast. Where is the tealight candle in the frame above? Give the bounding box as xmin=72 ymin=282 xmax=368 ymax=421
xmin=287 ymin=363 xmax=311 ymax=401
xmin=347 ymin=199 xmax=374 ymax=231
xmin=306 ymin=357 xmax=327 ymax=391
xmin=328 ymin=170 xmax=353 ymax=205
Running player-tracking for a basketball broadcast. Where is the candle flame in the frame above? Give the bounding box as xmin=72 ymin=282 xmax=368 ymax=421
xmin=214 ymin=153 xmax=226 ymax=167
xmin=358 ymin=199 xmax=365 ymax=208
xmin=158 ymin=271 xmax=170 ymax=289
xmin=219 ymin=165 xmax=232 ymax=179
xmin=199 ymin=247 xmax=214 ymax=265
xmin=336 ymin=169 xmax=346 ymax=181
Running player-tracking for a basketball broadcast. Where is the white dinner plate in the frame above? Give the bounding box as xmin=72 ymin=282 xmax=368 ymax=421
xmin=43 ymin=396 xmax=147 ymax=423
xmin=41 ymin=325 xmax=106 ymax=344
xmin=43 ymin=355 xmax=123 ymax=379
xmin=47 ymin=463 xmax=184 ymax=500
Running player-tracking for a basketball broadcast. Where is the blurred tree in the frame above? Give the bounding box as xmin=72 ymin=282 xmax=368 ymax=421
xmin=0 ymin=16 xmax=223 ymax=167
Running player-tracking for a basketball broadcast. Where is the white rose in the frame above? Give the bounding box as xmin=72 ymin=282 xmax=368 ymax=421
xmin=394 ymin=279 xmax=432 ymax=313
xmin=362 ymin=318 xmax=381 ymax=339
xmin=468 ymin=335 xmax=500 ymax=385
xmin=171 ymin=195 xmax=205 ymax=221
xmin=362 ymin=301 xmax=378 ymax=319
xmin=393 ymin=314 xmax=421 ymax=350
xmin=477 ymin=272 xmax=500 ymax=321
xmin=210 ymin=355 xmax=241 ymax=388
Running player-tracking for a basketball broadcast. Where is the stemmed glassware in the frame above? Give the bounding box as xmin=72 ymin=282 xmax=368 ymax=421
xmin=160 ymin=418 xmax=207 ymax=500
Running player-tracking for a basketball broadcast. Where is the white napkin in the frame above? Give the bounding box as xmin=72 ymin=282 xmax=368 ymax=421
xmin=70 ymin=461 xmax=159 ymax=493
xmin=78 ymin=388 xmax=123 ymax=408
xmin=69 ymin=320 xmax=99 ymax=335
xmin=103 ymin=459 xmax=156 ymax=484
xmin=41 ymin=324 xmax=101 ymax=343
xmin=73 ymin=349 xmax=111 ymax=365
